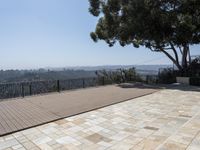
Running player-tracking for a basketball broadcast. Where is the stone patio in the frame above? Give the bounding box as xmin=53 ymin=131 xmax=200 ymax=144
xmin=0 ymin=87 xmax=200 ymax=150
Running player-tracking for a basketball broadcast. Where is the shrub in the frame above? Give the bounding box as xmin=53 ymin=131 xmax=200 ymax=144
xmin=96 ymin=67 xmax=142 ymax=84
xmin=188 ymin=57 xmax=200 ymax=77
xmin=190 ymin=77 xmax=200 ymax=86
xmin=158 ymin=68 xmax=176 ymax=84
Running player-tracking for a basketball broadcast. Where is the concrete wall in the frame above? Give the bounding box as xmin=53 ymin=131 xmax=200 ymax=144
xmin=176 ymin=77 xmax=190 ymax=85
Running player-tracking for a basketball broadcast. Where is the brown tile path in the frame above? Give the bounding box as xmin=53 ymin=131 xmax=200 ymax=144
xmin=0 ymin=84 xmax=158 ymax=136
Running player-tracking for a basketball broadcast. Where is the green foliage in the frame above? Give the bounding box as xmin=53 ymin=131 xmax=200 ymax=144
xmin=89 ymin=0 xmax=200 ymax=70
xmin=190 ymin=77 xmax=200 ymax=86
xmin=188 ymin=57 xmax=200 ymax=77
xmin=96 ymin=67 xmax=142 ymax=84
xmin=158 ymin=68 xmax=176 ymax=84
xmin=175 ymin=57 xmax=200 ymax=77
xmin=89 ymin=0 xmax=200 ymax=47
xmin=158 ymin=57 xmax=200 ymax=84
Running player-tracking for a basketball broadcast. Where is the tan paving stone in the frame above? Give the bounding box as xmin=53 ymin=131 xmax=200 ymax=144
xmin=54 ymin=120 xmax=68 ymax=126
xmin=72 ymin=118 xmax=86 ymax=125
xmin=1 ymin=87 xmax=200 ymax=149
xmin=85 ymin=133 xmax=111 ymax=144
xmin=158 ymin=141 xmax=188 ymax=150
xmin=21 ymin=141 xmax=37 ymax=149
xmin=12 ymin=144 xmax=23 ymax=150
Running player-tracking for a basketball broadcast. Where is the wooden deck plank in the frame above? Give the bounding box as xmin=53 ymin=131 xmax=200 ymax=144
xmin=3 ymin=102 xmax=30 ymax=129
xmin=0 ymin=84 xmax=158 ymax=136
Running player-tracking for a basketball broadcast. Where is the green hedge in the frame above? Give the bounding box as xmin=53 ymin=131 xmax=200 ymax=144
xmin=190 ymin=77 xmax=200 ymax=86
xmin=158 ymin=68 xmax=176 ymax=84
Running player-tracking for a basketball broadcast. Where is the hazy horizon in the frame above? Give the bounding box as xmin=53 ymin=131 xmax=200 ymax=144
xmin=0 ymin=64 xmax=173 ymax=71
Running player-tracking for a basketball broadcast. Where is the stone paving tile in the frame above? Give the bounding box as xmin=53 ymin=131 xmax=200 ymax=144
xmin=0 ymin=88 xmax=200 ymax=150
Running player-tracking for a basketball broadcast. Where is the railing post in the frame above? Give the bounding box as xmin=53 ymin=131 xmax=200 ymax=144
xmin=21 ymin=83 xmax=24 ymax=98
xmin=146 ymin=75 xmax=149 ymax=84
xmin=29 ymin=84 xmax=32 ymax=95
xmin=82 ymin=79 xmax=85 ymax=88
xmin=102 ymin=77 xmax=105 ymax=85
xmin=57 ymin=80 xmax=60 ymax=92
xmin=69 ymin=80 xmax=71 ymax=89
xmin=94 ymin=78 xmax=97 ymax=86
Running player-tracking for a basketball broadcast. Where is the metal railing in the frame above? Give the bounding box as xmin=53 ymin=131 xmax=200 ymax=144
xmin=0 ymin=74 xmax=160 ymax=100
xmin=0 ymin=77 xmax=114 ymax=100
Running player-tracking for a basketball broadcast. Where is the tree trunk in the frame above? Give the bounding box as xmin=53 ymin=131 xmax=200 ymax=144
xmin=188 ymin=48 xmax=192 ymax=64
xmin=182 ymin=45 xmax=189 ymax=70
xmin=157 ymin=45 xmax=192 ymax=72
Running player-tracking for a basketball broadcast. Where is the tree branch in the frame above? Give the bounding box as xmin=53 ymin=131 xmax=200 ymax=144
xmin=149 ymin=44 xmax=182 ymax=70
xmin=169 ymin=42 xmax=180 ymax=66
xmin=178 ymin=46 xmax=183 ymax=54
xmin=161 ymin=48 xmax=182 ymax=70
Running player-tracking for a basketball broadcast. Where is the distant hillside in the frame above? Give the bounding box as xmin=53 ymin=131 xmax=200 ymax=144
xmin=0 ymin=65 xmax=172 ymax=83
xmin=0 ymin=69 xmax=96 ymax=83
xmin=48 ymin=65 xmax=172 ymax=71
xmin=51 ymin=65 xmax=172 ymax=75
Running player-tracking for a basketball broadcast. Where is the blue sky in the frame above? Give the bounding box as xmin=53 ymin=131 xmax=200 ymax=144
xmin=0 ymin=0 xmax=199 ymax=70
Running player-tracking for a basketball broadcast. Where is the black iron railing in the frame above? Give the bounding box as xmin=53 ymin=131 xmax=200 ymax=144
xmin=0 ymin=74 xmax=159 ymax=100
xmin=0 ymin=77 xmax=114 ymax=100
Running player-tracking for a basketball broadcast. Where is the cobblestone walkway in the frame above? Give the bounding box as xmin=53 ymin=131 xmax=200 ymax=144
xmin=0 ymin=87 xmax=200 ymax=150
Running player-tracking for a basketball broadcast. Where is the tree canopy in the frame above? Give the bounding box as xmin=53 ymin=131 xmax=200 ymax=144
xmin=89 ymin=0 xmax=200 ymax=71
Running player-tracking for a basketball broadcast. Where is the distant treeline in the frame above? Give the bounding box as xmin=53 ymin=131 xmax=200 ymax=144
xmin=0 ymin=65 xmax=163 ymax=84
xmin=0 ymin=69 xmax=97 ymax=83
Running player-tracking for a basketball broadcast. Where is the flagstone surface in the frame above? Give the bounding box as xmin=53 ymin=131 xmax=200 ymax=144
xmin=0 ymin=87 xmax=200 ymax=150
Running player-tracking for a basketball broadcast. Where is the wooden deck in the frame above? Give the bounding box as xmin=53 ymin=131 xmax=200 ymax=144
xmin=0 ymin=84 xmax=158 ymax=136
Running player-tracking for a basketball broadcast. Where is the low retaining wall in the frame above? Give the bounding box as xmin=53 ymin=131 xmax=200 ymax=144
xmin=176 ymin=77 xmax=190 ymax=85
